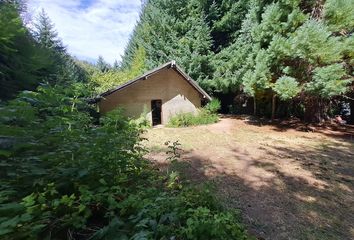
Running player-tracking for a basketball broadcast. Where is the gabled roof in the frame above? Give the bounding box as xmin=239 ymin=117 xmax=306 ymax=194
xmin=97 ymin=60 xmax=212 ymax=101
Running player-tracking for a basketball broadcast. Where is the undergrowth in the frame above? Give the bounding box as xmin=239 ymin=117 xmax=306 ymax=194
xmin=0 ymin=86 xmax=249 ymax=239
xmin=168 ymin=99 xmax=220 ymax=127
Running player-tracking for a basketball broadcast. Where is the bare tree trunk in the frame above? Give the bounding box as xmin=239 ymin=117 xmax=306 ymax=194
xmin=271 ymin=94 xmax=276 ymax=121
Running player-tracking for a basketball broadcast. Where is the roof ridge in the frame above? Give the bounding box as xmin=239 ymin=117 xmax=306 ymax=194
xmin=97 ymin=61 xmax=211 ymax=101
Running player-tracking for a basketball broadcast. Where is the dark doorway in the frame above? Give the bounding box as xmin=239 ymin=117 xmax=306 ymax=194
xmin=151 ymin=100 xmax=162 ymax=126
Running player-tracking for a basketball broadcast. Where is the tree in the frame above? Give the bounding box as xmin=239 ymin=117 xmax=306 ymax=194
xmin=120 ymin=0 xmax=354 ymax=122
xmin=113 ymin=60 xmax=120 ymax=69
xmin=96 ymin=56 xmax=110 ymax=72
xmin=31 ymin=8 xmax=88 ymax=85
xmin=0 ymin=2 xmax=53 ymax=99
xmin=33 ymin=9 xmax=65 ymax=53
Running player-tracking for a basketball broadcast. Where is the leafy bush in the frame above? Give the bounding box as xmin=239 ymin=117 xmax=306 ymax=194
xmin=168 ymin=109 xmax=219 ymax=127
xmin=168 ymin=112 xmax=195 ymax=127
xmin=273 ymin=76 xmax=301 ymax=100
xmin=167 ymin=99 xmax=220 ymax=128
xmin=0 ymin=85 xmax=248 ymax=239
xmin=204 ymin=99 xmax=221 ymax=113
xmin=129 ymin=105 xmax=151 ymax=129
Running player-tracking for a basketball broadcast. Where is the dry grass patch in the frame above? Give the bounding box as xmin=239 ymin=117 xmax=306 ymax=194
xmin=144 ymin=117 xmax=354 ymax=240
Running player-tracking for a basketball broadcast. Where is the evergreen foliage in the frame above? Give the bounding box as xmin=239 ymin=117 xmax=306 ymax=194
xmin=32 ymin=9 xmax=88 ymax=84
xmin=96 ymin=55 xmax=111 ymax=72
xmin=0 ymin=3 xmax=89 ymax=100
xmin=273 ymin=76 xmax=300 ymax=100
xmin=33 ymin=9 xmax=66 ymax=53
xmin=0 ymin=3 xmax=53 ymax=100
xmin=0 ymin=1 xmax=251 ymax=239
xmin=122 ymin=0 xmax=353 ymax=122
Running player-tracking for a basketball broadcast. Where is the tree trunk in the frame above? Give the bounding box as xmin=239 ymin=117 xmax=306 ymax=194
xmin=349 ymin=100 xmax=354 ymax=125
xmin=304 ymin=97 xmax=323 ymax=123
xmin=271 ymin=94 xmax=276 ymax=121
xmin=253 ymin=96 xmax=257 ymax=116
xmin=304 ymin=97 xmax=328 ymax=123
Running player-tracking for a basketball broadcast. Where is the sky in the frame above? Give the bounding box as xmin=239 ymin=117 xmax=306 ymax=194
xmin=27 ymin=0 xmax=142 ymax=64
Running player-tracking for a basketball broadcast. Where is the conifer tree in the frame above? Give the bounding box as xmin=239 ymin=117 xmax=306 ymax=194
xmin=121 ymin=0 xmax=354 ymax=122
xmin=113 ymin=60 xmax=120 ymax=70
xmin=96 ymin=56 xmax=110 ymax=72
xmin=33 ymin=9 xmax=66 ymax=53
xmin=32 ymin=9 xmax=88 ymax=84
xmin=0 ymin=2 xmax=53 ymax=99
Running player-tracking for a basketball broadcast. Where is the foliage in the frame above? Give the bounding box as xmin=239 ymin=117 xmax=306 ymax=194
xmin=165 ymin=140 xmax=182 ymax=163
xmin=32 ymin=9 xmax=65 ymax=53
xmin=0 ymin=85 xmax=248 ymax=239
xmin=96 ymin=55 xmax=111 ymax=72
xmin=90 ymin=47 xmax=147 ymax=94
xmin=305 ymin=64 xmax=352 ymax=98
xmin=168 ymin=109 xmax=219 ymax=127
xmin=0 ymin=2 xmax=89 ymax=100
xmin=89 ymin=70 xmax=131 ymax=94
xmin=32 ymin=9 xmax=89 ymax=85
xmin=323 ymin=0 xmax=354 ymax=32
xmin=130 ymin=105 xmax=151 ymax=129
xmin=273 ymin=76 xmax=301 ymax=100
xmin=204 ymin=98 xmax=221 ymax=113
xmin=122 ymin=0 xmax=354 ymax=122
xmin=0 ymin=3 xmax=53 ymax=99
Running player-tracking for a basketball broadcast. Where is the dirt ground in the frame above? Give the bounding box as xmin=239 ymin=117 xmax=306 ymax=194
xmin=144 ymin=116 xmax=354 ymax=240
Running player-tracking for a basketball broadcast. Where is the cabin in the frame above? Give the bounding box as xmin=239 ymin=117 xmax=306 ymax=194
xmin=96 ymin=61 xmax=211 ymax=125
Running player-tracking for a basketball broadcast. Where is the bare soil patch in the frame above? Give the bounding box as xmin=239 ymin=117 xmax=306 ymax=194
xmin=144 ymin=116 xmax=354 ymax=240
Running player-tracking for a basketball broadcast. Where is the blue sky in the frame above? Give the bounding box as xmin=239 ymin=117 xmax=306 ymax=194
xmin=28 ymin=0 xmax=142 ymax=64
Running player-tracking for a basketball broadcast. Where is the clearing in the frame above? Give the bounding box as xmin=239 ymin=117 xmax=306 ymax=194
xmin=144 ymin=116 xmax=354 ymax=240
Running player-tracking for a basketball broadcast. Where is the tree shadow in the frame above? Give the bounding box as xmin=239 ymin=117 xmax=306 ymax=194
xmin=150 ymin=141 xmax=354 ymax=240
xmin=225 ymin=114 xmax=354 ymax=140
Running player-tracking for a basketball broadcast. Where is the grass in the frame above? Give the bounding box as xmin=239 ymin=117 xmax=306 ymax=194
xmin=144 ymin=116 xmax=354 ymax=240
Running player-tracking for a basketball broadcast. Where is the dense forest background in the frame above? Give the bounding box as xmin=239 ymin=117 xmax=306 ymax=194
xmin=0 ymin=0 xmax=353 ymax=239
xmin=1 ymin=0 xmax=353 ymax=123
xmin=122 ymin=0 xmax=354 ymax=123
xmin=0 ymin=1 xmax=250 ymax=239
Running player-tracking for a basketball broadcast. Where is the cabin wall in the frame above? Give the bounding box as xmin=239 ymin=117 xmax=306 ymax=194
xmin=98 ymin=68 xmax=202 ymax=124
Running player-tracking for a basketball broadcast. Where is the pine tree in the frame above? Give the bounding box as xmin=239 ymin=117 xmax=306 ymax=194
xmin=120 ymin=0 xmax=354 ymax=122
xmin=0 ymin=2 xmax=53 ymax=99
xmin=31 ymin=9 xmax=88 ymax=84
xmin=113 ymin=60 xmax=120 ymax=70
xmin=96 ymin=56 xmax=110 ymax=72
xmin=33 ymin=9 xmax=65 ymax=53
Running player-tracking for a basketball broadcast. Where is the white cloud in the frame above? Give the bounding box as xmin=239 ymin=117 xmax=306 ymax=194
xmin=28 ymin=0 xmax=142 ymax=64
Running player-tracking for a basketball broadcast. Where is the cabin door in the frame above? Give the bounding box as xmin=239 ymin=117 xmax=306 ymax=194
xmin=151 ymin=100 xmax=162 ymax=126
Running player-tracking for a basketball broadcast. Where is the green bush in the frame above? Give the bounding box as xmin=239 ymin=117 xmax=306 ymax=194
xmin=168 ymin=109 xmax=219 ymax=127
xmin=0 ymin=85 xmax=248 ymax=239
xmin=204 ymin=98 xmax=221 ymax=113
xmin=129 ymin=105 xmax=152 ymax=129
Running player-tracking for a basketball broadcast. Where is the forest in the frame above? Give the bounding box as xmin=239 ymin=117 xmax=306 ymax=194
xmin=123 ymin=0 xmax=354 ymax=123
xmin=0 ymin=0 xmax=353 ymax=239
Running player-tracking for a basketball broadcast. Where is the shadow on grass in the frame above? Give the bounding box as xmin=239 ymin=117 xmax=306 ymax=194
xmin=222 ymin=114 xmax=354 ymax=140
xmin=151 ymin=139 xmax=354 ymax=240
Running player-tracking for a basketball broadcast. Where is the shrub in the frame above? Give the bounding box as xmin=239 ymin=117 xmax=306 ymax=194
xmin=168 ymin=109 xmax=219 ymax=127
xmin=130 ymin=106 xmax=151 ymax=129
xmin=0 ymin=84 xmax=249 ymax=239
xmin=168 ymin=112 xmax=196 ymax=127
xmin=204 ymin=98 xmax=221 ymax=113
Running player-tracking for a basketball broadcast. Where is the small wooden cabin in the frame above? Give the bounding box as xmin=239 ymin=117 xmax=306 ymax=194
xmin=97 ymin=61 xmax=211 ymax=125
